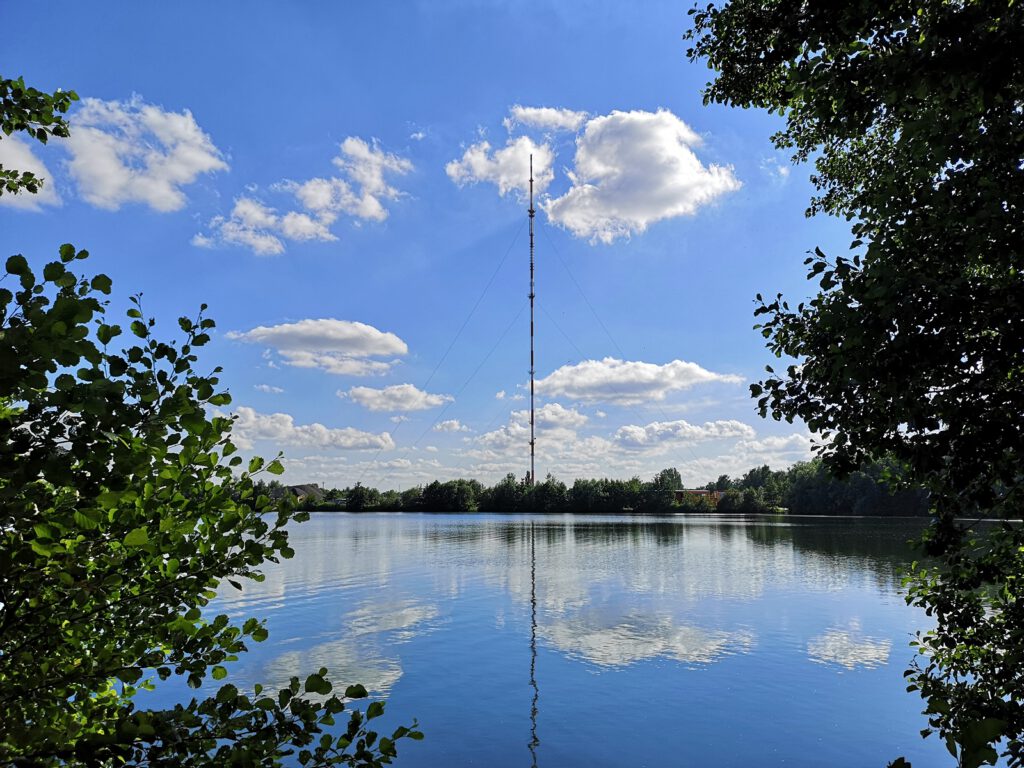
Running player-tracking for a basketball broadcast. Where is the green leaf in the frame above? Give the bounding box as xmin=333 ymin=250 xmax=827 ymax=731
xmin=304 ymin=673 xmax=332 ymax=696
xmin=122 ymin=527 xmax=150 ymax=547
xmin=5 ymin=254 xmax=28 ymax=275
xmin=266 ymin=459 xmax=285 ymax=476
xmin=91 ymin=274 xmax=112 ymax=294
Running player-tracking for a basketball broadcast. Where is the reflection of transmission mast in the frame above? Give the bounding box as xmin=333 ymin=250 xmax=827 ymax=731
xmin=528 ymin=155 xmax=536 ymax=486
xmin=529 ymin=521 xmax=539 ymax=766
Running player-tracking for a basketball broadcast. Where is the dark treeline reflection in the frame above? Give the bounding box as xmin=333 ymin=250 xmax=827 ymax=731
xmin=258 ymin=457 xmax=928 ymax=516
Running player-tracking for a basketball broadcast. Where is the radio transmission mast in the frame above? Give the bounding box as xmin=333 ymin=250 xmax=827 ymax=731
xmin=528 ymin=155 xmax=536 ymax=486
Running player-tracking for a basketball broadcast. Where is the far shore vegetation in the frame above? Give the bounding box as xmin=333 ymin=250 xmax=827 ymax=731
xmin=258 ymin=458 xmax=929 ymax=517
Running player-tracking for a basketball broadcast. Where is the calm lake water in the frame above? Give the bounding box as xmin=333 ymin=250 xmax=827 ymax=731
xmin=203 ymin=513 xmax=951 ymax=767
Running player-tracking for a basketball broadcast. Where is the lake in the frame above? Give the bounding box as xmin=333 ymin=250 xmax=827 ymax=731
xmin=207 ymin=513 xmax=949 ymax=767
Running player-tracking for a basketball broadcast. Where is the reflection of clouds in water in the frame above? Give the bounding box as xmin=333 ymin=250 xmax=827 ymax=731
xmin=263 ymin=637 xmax=404 ymax=696
xmin=345 ymin=599 xmax=440 ymax=642
xmin=256 ymin=598 xmax=439 ymax=696
xmin=808 ymin=629 xmax=891 ymax=669
xmin=210 ymin=515 xmax=911 ymax=682
xmin=542 ymin=614 xmax=755 ymax=668
xmin=494 ymin=526 xmax=788 ymax=608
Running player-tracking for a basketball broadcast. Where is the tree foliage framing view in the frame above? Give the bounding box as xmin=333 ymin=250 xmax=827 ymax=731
xmin=686 ymin=2 xmax=1023 ymax=766
xmin=0 ymin=75 xmax=420 ymax=766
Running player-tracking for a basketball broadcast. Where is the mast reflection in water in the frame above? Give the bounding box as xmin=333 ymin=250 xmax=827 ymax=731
xmin=191 ymin=513 xmax=946 ymax=768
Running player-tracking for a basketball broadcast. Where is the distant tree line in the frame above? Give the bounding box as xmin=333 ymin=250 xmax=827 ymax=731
xmin=254 ymin=458 xmax=928 ymax=516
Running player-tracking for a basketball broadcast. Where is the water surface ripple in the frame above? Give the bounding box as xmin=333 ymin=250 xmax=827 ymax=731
xmin=202 ymin=513 xmax=947 ymax=767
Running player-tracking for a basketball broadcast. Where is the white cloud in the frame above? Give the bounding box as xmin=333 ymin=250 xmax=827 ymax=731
xmin=0 ymin=134 xmax=62 ymax=210
xmin=434 ymin=419 xmax=469 ymax=433
xmin=760 ymin=156 xmax=791 ymax=181
xmin=614 ymin=418 xmax=755 ymax=447
xmin=476 ymin=403 xmax=588 ymax=452
xmin=536 ymin=357 xmax=743 ymax=405
xmin=544 ymin=109 xmax=741 ymax=243
xmin=736 ymin=433 xmax=814 ymax=455
xmin=446 ymin=135 xmax=555 ymax=198
xmin=495 ymin=390 xmax=506 ymax=400
xmin=331 ymin=136 xmax=413 ymax=221
xmin=341 ymin=384 xmax=453 ymax=412
xmin=409 ymin=130 xmax=426 ymax=141
xmin=198 ymin=137 xmax=411 ymax=254
xmin=504 ymin=105 xmax=587 ymax=133
xmin=65 ymin=96 xmax=227 ymax=211
xmin=227 ymin=319 xmax=407 ymax=376
xmin=513 ymin=402 xmax=588 ymax=430
xmin=254 ymin=384 xmax=284 ymax=394
xmin=231 ymin=406 xmax=394 ymax=451
xmin=281 ymin=210 xmax=334 ymax=241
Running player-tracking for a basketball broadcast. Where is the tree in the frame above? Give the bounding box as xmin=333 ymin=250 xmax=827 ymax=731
xmin=531 ymin=474 xmax=569 ymax=513
xmin=0 ymin=248 xmax=421 ymax=764
xmin=1 ymin=75 xmax=77 ymax=196
xmin=687 ymin=1 xmax=1023 ymax=765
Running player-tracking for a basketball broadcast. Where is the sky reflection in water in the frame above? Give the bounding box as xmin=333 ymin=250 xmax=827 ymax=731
xmin=198 ymin=514 xmax=948 ymax=767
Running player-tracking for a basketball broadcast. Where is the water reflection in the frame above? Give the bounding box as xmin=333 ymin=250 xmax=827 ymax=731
xmin=214 ymin=517 xmax=924 ymax=681
xmin=542 ymin=614 xmax=755 ymax=667
xmin=808 ymin=626 xmax=892 ymax=669
xmin=201 ymin=514 xmax=935 ymax=767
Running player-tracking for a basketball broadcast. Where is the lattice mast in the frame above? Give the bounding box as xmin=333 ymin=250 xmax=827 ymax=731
xmin=528 ymin=155 xmax=536 ymax=486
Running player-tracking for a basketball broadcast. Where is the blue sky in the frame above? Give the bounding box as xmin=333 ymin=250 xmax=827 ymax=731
xmin=1 ymin=0 xmax=853 ymax=490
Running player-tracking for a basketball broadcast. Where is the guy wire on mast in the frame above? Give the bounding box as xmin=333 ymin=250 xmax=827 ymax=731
xmin=528 ymin=155 xmax=536 ymax=487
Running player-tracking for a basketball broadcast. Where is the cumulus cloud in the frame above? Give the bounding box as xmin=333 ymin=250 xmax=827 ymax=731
xmin=477 ymin=403 xmax=588 ymax=451
xmin=0 ymin=134 xmax=62 ymax=210
xmin=446 ymin=135 xmax=555 ymax=198
xmin=536 ymin=357 xmax=743 ymax=405
xmin=231 ymin=406 xmax=394 ymax=451
xmin=513 ymin=402 xmax=588 ymax=430
xmin=197 ymin=137 xmax=411 ymax=254
xmin=544 ymin=109 xmax=741 ymax=243
xmin=736 ymin=433 xmax=814 ymax=456
xmin=227 ymin=319 xmax=407 ymax=376
xmin=65 ymin=96 xmax=227 ymax=211
xmin=504 ymin=105 xmax=587 ymax=133
xmin=341 ymin=384 xmax=453 ymax=412
xmin=615 ymin=418 xmax=756 ymax=447
xmin=330 ymin=136 xmax=413 ymax=220
xmin=434 ymin=419 xmax=470 ymax=433
xmin=254 ymin=384 xmax=284 ymax=394
xmin=451 ymin=106 xmax=740 ymax=243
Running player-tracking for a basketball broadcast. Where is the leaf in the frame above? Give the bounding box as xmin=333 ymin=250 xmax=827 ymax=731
xmin=304 ymin=673 xmax=332 ymax=696
xmin=5 ymin=254 xmax=28 ymax=275
xmin=90 ymin=274 xmax=112 ymax=294
xmin=122 ymin=527 xmax=150 ymax=547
